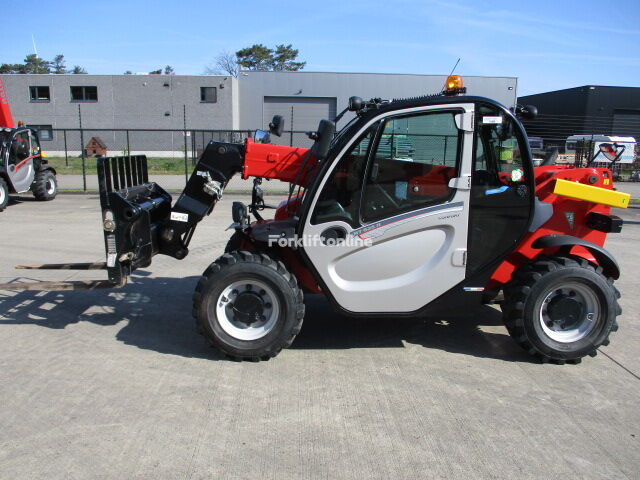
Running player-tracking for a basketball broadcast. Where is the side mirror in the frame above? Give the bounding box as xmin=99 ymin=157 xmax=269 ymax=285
xmin=269 ymin=115 xmax=285 ymax=137
xmin=514 ymin=104 xmax=538 ymax=120
xmin=348 ymin=96 xmax=363 ymax=111
xmin=253 ymin=129 xmax=271 ymax=144
xmin=310 ymin=119 xmax=336 ymax=161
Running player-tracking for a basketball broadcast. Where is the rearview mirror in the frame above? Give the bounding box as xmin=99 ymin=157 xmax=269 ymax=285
xmin=253 ymin=129 xmax=271 ymax=144
xmin=269 ymin=115 xmax=285 ymax=137
xmin=310 ymin=120 xmax=336 ymax=161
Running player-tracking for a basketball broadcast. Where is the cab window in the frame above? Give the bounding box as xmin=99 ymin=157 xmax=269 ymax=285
xmin=311 ymin=123 xmax=378 ymax=225
xmin=29 ymin=131 xmax=41 ymax=156
xmin=9 ymin=132 xmax=31 ymax=165
xmin=473 ymin=105 xmax=528 ymax=188
xmin=361 ymin=111 xmax=461 ymax=223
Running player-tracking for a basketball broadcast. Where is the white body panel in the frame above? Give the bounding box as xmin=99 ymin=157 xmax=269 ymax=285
xmin=7 ymin=162 xmax=34 ymax=193
xmin=302 ymin=104 xmax=474 ymax=313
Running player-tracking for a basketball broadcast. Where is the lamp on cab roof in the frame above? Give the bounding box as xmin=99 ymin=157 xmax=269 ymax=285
xmin=443 ymin=75 xmax=467 ymax=96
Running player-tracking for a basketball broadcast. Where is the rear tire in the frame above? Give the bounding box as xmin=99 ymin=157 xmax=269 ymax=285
xmin=502 ymin=256 xmax=620 ymax=364
xmin=0 ymin=178 xmax=9 ymax=211
xmin=193 ymin=251 xmax=304 ymax=360
xmin=32 ymin=170 xmax=57 ymax=201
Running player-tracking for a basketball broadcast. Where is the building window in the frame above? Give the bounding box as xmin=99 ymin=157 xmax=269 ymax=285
xmin=70 ymin=86 xmax=98 ymax=102
xmin=200 ymin=87 xmax=217 ymax=103
xmin=28 ymin=125 xmax=54 ymax=141
xmin=29 ymin=86 xmax=50 ymax=102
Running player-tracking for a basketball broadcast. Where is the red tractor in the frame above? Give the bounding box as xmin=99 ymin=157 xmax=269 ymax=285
xmin=2 ymin=76 xmax=630 ymax=364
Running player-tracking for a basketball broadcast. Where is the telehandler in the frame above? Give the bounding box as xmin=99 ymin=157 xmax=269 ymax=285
xmin=0 ymin=78 xmax=58 ymax=211
xmin=1 ymin=76 xmax=630 ymax=364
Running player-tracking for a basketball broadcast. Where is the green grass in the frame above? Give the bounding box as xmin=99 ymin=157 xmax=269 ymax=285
xmin=46 ymin=156 xmax=190 ymax=175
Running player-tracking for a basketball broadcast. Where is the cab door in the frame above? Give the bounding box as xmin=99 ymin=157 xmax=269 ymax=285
xmin=302 ymin=104 xmax=475 ymax=313
xmin=7 ymin=130 xmax=37 ymax=193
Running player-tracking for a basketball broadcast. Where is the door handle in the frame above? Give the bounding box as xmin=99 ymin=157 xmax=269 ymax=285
xmin=320 ymin=227 xmax=347 ymax=245
xmin=448 ymin=174 xmax=471 ymax=190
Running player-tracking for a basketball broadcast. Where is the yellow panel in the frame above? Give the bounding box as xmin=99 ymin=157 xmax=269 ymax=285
xmin=553 ymin=179 xmax=630 ymax=209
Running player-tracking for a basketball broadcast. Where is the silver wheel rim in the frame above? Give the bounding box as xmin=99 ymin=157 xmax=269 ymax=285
xmin=539 ymin=282 xmax=601 ymax=343
xmin=215 ymin=279 xmax=280 ymax=341
xmin=46 ymin=178 xmax=56 ymax=195
xmin=0 ymin=185 xmax=5 ymax=204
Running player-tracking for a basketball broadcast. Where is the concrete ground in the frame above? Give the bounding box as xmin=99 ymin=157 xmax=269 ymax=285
xmin=0 ymin=194 xmax=639 ymax=480
xmin=56 ymin=174 xmax=290 ymax=193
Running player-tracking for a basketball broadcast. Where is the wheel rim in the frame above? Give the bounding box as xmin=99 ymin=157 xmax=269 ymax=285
xmin=46 ymin=178 xmax=56 ymax=195
xmin=215 ymin=279 xmax=280 ymax=341
xmin=539 ymin=282 xmax=601 ymax=343
xmin=0 ymin=185 xmax=5 ymax=205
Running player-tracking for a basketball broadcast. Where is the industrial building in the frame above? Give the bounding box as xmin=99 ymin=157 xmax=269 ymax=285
xmin=518 ymin=85 xmax=640 ymax=149
xmin=1 ymin=71 xmax=518 ymax=155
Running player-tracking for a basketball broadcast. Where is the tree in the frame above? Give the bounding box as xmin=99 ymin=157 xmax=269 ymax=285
xmin=149 ymin=69 xmax=162 ymax=75
xmin=271 ymin=44 xmax=305 ymax=71
xmin=0 ymin=53 xmax=86 ymax=74
xmin=0 ymin=63 xmax=25 ymax=74
xmin=71 ymin=65 xmax=87 ymax=74
xmin=52 ymin=55 xmax=67 ymax=74
xmin=205 ymin=51 xmax=238 ymax=77
xmin=163 ymin=65 xmax=175 ymax=75
xmin=236 ymin=44 xmax=274 ymax=71
xmin=234 ymin=44 xmax=305 ymax=72
xmin=124 ymin=70 xmax=132 ymax=75
xmin=23 ymin=54 xmax=51 ymax=74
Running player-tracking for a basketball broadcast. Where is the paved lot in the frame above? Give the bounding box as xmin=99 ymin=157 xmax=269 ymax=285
xmin=56 ymin=174 xmax=290 ymax=193
xmin=0 ymin=194 xmax=639 ymax=480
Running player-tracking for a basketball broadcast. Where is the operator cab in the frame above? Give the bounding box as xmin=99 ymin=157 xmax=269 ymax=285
xmin=299 ymin=77 xmax=536 ymax=313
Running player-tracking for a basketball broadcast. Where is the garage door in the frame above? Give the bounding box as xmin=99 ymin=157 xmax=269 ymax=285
xmin=263 ymin=96 xmax=337 ymax=147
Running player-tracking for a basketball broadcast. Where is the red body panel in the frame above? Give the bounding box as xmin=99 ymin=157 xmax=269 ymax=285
xmin=488 ymin=165 xmax=614 ymax=290
xmin=242 ymin=138 xmax=313 ymax=186
xmin=0 ymin=78 xmax=15 ymax=128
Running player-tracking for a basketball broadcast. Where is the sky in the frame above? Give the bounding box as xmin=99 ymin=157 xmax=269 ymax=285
xmin=1 ymin=0 xmax=639 ymax=96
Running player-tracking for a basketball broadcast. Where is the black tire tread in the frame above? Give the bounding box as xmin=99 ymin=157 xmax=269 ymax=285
xmin=0 ymin=177 xmax=8 ymax=212
xmin=502 ymin=255 xmax=620 ymax=364
xmin=32 ymin=170 xmax=57 ymax=201
xmin=193 ymin=250 xmax=304 ymax=361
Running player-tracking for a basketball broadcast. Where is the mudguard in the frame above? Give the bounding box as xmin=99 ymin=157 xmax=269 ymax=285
xmin=531 ymin=234 xmax=620 ymax=279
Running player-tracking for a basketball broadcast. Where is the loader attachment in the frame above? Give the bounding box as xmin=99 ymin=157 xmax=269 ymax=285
xmin=96 ymin=143 xmax=244 ymax=282
xmin=0 ymin=141 xmax=245 ymax=292
xmin=97 ymin=155 xmax=173 ymax=285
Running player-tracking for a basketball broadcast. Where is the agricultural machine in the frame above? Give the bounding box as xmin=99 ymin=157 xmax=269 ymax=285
xmin=0 ymin=78 xmax=58 ymax=211
xmin=0 ymin=76 xmax=630 ymax=364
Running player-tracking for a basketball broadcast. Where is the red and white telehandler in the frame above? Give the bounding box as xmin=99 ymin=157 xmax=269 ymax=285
xmin=1 ymin=76 xmax=630 ymax=364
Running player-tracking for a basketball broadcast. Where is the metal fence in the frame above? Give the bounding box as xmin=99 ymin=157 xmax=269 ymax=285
xmin=35 ymin=112 xmax=640 ymax=191
xmin=39 ymin=128 xmax=314 ymax=190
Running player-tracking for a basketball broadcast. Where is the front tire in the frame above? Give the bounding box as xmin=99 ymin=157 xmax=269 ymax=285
xmin=32 ymin=170 xmax=57 ymax=201
xmin=0 ymin=178 xmax=9 ymax=211
xmin=193 ymin=251 xmax=304 ymax=360
xmin=502 ymin=256 xmax=621 ymax=364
